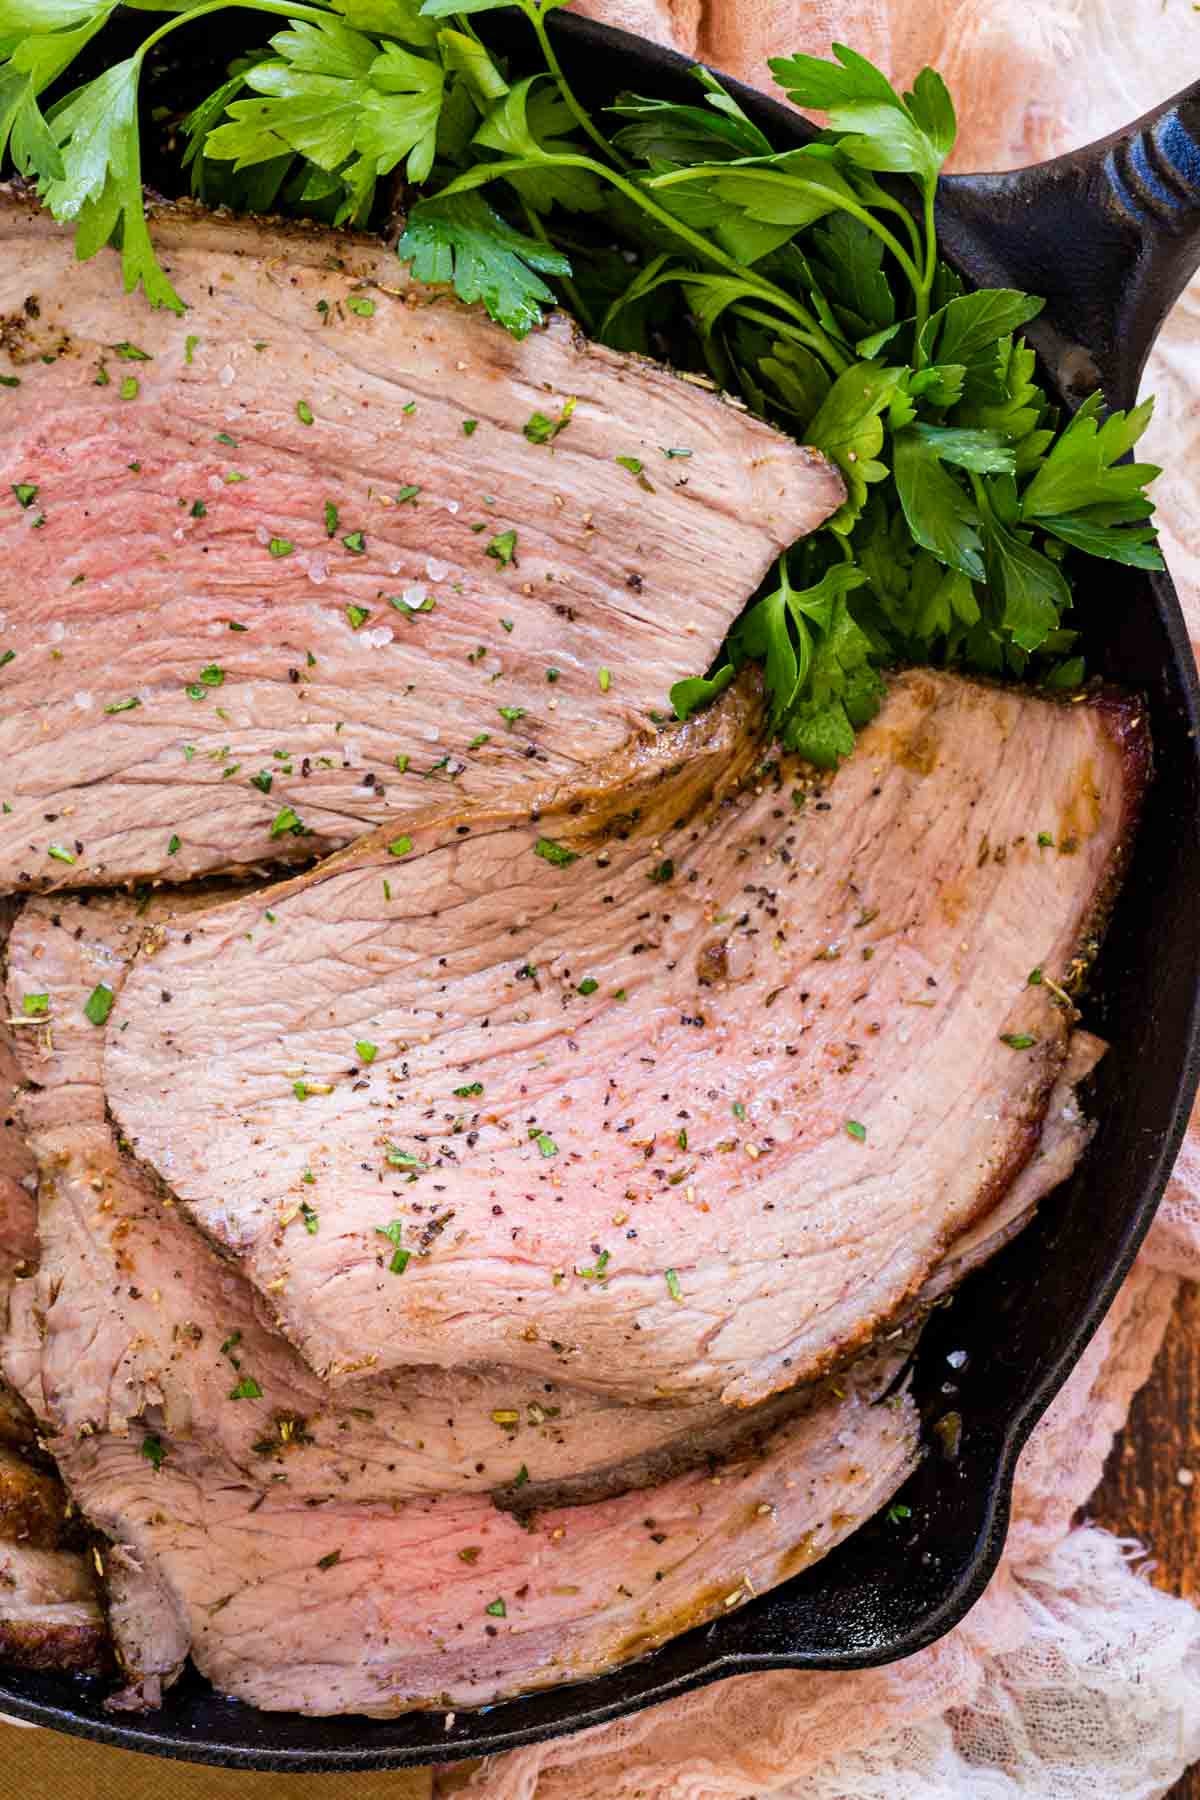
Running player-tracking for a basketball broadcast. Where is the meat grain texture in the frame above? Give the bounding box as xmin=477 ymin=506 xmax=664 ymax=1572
xmin=2 ymin=890 xmax=920 ymax=1714
xmin=0 ymin=903 xmax=107 ymax=1678
xmin=108 ymin=670 xmax=1148 ymax=1406
xmin=0 ymin=190 xmax=842 ymax=891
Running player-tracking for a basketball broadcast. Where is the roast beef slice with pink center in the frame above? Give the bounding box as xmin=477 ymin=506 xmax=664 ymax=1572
xmin=51 ymin=1335 xmax=918 ymax=1717
xmin=6 ymin=889 xmax=801 ymax=1509
xmin=108 ymin=668 xmax=1147 ymax=1406
xmin=0 ymin=188 xmax=842 ymax=891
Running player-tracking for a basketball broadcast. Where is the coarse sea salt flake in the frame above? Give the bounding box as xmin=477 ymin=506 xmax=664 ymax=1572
xmin=425 ymin=557 xmax=450 ymax=582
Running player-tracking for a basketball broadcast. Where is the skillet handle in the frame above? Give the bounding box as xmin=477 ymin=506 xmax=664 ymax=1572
xmin=934 ymin=79 xmax=1200 ymax=410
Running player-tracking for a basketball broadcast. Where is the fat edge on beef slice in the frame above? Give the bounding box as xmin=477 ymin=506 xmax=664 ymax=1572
xmin=0 ymin=902 xmax=108 ymax=1677
xmin=3 ymin=890 xmax=919 ymax=1714
xmin=0 ymin=188 xmax=843 ymax=891
xmin=107 ymin=668 xmax=1148 ymax=1407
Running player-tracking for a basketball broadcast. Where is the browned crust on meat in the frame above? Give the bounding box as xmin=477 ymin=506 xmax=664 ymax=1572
xmin=0 ymin=1614 xmax=108 ymax=1674
xmin=0 ymin=1446 xmax=75 ymax=1551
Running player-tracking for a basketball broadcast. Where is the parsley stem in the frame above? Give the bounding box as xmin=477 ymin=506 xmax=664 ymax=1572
xmin=522 ymin=0 xmax=631 ymax=172
xmin=131 ymin=0 xmax=331 ymax=64
xmin=650 ymin=166 xmax=924 ymax=299
xmin=731 ymin=304 xmax=849 ymax=373
xmin=913 ymin=184 xmax=939 ymax=364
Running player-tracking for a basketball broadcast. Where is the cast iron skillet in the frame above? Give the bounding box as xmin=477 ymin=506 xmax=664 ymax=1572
xmin=2 ymin=9 xmax=1199 ymax=1773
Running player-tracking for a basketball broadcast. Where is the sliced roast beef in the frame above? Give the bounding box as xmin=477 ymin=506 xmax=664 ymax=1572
xmin=108 ymin=669 xmax=1147 ymax=1407
xmin=49 ymin=1335 xmax=918 ymax=1716
xmin=0 ymin=188 xmax=842 ymax=892
xmin=6 ymin=889 xmax=794 ymax=1508
xmin=0 ymin=903 xmax=108 ymax=1676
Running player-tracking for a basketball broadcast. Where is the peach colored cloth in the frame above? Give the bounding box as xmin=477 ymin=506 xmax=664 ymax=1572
xmin=445 ymin=3 xmax=1200 ymax=1794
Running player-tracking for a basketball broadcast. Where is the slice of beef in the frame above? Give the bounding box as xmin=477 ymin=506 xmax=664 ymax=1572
xmin=108 ymin=669 xmax=1147 ymax=1406
xmin=0 ymin=188 xmax=842 ymax=892
xmin=49 ymin=1335 xmax=918 ymax=1716
xmin=0 ymin=903 xmax=108 ymax=1677
xmin=6 ymin=889 xmax=788 ymax=1509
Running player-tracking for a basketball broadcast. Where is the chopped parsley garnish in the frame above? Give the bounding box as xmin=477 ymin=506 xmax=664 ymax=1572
xmin=119 ymin=376 xmax=140 ymax=401
xmin=661 ymin=446 xmax=692 ymax=459
xmin=21 ymin=993 xmax=49 ymax=1017
xmin=376 ymin=1220 xmax=411 ymax=1273
xmin=268 ymin=537 xmax=294 ymax=558
xmin=270 ymin=805 xmax=305 ymax=837
xmin=346 ymin=604 xmax=370 ymax=630
xmin=113 ymin=341 xmax=151 ymax=361
xmin=462 ymin=419 xmax=478 ymax=436
xmin=1037 ymin=833 xmax=1055 ymax=848
xmin=458 ymin=1546 xmax=481 ymax=1564
xmin=168 ymin=834 xmax=181 ymax=855
xmin=534 ymin=837 xmax=577 ymax=868
xmin=296 ymin=399 xmax=314 ymax=426
xmin=576 ymin=977 xmax=598 ymax=996
xmin=229 ymin=1376 xmax=263 ymax=1400
xmin=47 ymin=844 xmax=76 ymax=865
xmin=184 ymin=335 xmax=199 ymax=364
xmin=190 ymin=499 xmax=207 ymax=518
xmin=250 ymin=770 xmax=273 ymax=793
xmin=387 ymin=835 xmax=413 ymax=858
xmin=324 ymin=500 xmax=339 ymax=536
xmin=999 ymin=1032 xmax=1038 ymax=1050
xmin=342 ymin=531 xmax=366 ymax=555
xmin=665 ymin=1268 xmax=683 ymax=1302
xmin=355 ymin=1040 xmax=378 ymax=1064
xmin=105 ymin=696 xmax=140 ymax=714
xmin=846 ymin=1119 xmax=868 ymax=1141
xmin=300 ymin=1201 xmax=319 ymax=1235
xmin=512 ymin=1463 xmax=530 ymax=1488
xmin=886 ymin=1502 xmax=912 ymax=1524
xmin=498 ymin=706 xmax=526 ymax=727
xmin=141 ymin=1433 xmax=166 ymax=1471
xmin=11 ymin=483 xmax=37 ymax=508
xmin=385 ymin=1148 xmax=427 ymax=1173
xmin=389 ymin=590 xmax=435 ymax=614
xmin=648 ymin=859 xmax=675 ymax=884
xmin=486 ymin=529 xmax=517 ymax=567
xmin=523 ymin=397 xmax=575 ymax=445
xmin=616 ymin=454 xmax=644 ymax=475
xmin=1027 ymin=967 xmax=1043 ymax=986
xmin=395 ymin=484 xmax=420 ymax=504
xmin=402 ymin=401 xmax=416 ymax=415
xmin=577 ymin=1248 xmax=609 ymax=1280
xmin=394 ymin=754 xmax=410 ymax=774
xmin=454 ymin=1081 xmax=484 ymax=1097
xmin=733 ymin=1101 xmax=747 ymax=1120
xmin=468 ymin=732 xmax=490 ymax=750
xmin=215 ymin=432 xmax=237 ymax=447
xmin=316 ymin=1549 xmax=341 ymax=1569
xmin=84 ymin=984 xmax=114 ymax=1027
xmin=347 ymin=295 xmax=376 ymax=317
xmin=598 ymin=667 xmax=611 ymax=692
xmin=677 ymin=1128 xmax=688 ymax=1150
xmin=0 ymin=650 xmax=13 ymax=668
xmin=484 ymin=1598 xmax=507 ymax=1618
xmin=534 ymin=1132 xmax=558 ymax=1158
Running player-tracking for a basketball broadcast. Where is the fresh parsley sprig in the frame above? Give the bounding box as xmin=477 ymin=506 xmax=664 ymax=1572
xmin=0 ymin=11 xmax=1163 ymax=764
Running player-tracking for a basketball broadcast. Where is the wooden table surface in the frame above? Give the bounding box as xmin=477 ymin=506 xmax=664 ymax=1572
xmin=1090 ymin=1279 xmax=1200 ymax=1799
